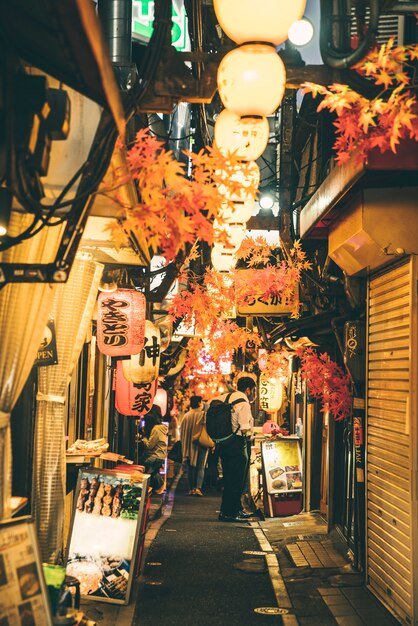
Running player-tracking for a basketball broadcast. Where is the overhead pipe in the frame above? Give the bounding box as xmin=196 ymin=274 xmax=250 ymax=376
xmin=320 ymin=0 xmax=380 ymax=69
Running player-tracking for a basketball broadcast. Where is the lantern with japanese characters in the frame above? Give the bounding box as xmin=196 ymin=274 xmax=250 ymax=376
xmin=115 ymin=361 xmax=157 ymax=417
xmin=154 ymin=387 xmax=168 ymax=417
xmin=158 ymin=320 xmax=173 ymax=353
xmin=97 ymin=289 xmax=146 ymax=356
xmin=259 ymin=372 xmax=283 ymax=414
xmin=122 ymin=320 xmax=161 ymax=384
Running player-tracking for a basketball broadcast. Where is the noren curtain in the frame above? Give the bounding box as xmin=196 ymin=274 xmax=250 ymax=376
xmin=0 ymin=213 xmax=65 ymax=519
xmin=32 ymin=254 xmax=103 ymax=563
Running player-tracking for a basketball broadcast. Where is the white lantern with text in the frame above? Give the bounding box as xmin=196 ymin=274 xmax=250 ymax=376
xmin=214 ymin=109 xmax=269 ymax=161
xmin=213 ymin=0 xmax=307 ymax=46
xmin=217 ymin=44 xmax=286 ymax=117
xmin=259 ymin=372 xmax=283 ymax=414
xmin=122 ymin=320 xmax=161 ymax=384
xmin=219 ymin=198 xmax=255 ymax=224
xmin=217 ymin=160 xmax=259 ymax=202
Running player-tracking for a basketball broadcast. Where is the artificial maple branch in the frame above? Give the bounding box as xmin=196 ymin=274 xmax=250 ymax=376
xmin=302 ymin=38 xmax=418 ymax=164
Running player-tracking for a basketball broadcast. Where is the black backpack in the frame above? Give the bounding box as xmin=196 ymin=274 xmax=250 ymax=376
xmin=206 ymin=392 xmax=246 ymax=444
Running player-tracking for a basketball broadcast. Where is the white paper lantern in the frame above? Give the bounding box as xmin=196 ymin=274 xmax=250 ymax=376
xmin=122 ymin=320 xmax=161 ymax=384
xmin=217 ymin=44 xmax=286 ymax=117
xmin=259 ymin=372 xmax=283 ymax=413
xmin=214 ymin=109 xmax=269 ymax=161
xmin=213 ymin=0 xmax=307 ymax=46
xmin=219 ymin=198 xmax=255 ymax=223
xmin=211 ymin=244 xmax=238 ymax=272
xmin=217 ymin=160 xmax=260 ymax=202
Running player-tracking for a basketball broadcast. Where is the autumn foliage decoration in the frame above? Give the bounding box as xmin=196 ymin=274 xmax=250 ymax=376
xmin=303 ymin=38 xmax=418 ymax=164
xmin=297 ymin=347 xmax=352 ymax=421
xmin=105 ymin=129 xmax=258 ymax=261
xmin=235 ymin=237 xmax=312 ymax=319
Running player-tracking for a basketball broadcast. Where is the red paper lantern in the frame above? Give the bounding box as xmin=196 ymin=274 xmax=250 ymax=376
xmin=97 ymin=289 xmax=146 ymax=356
xmin=154 ymin=388 xmax=168 ymax=417
xmin=115 ymin=361 xmax=157 ymax=417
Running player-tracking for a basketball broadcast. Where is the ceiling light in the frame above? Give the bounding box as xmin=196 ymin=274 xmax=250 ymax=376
xmin=0 ymin=188 xmax=12 ymax=237
xmin=259 ymin=193 xmax=275 ymax=211
xmin=288 ymin=19 xmax=314 ymax=47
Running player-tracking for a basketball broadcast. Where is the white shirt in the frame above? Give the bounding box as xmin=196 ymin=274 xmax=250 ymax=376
xmin=217 ymin=390 xmax=253 ymax=436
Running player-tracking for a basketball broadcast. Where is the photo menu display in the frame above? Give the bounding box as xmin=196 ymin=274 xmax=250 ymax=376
xmin=0 ymin=518 xmax=52 ymax=626
xmin=66 ymin=469 xmax=149 ymax=605
xmin=261 ymin=438 xmax=303 ymax=495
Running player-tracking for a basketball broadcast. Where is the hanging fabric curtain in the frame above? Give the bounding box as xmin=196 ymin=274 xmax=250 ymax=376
xmin=97 ymin=289 xmax=146 ymax=356
xmin=32 ymin=254 xmax=103 ymax=563
xmin=122 ymin=321 xmax=161 ymax=384
xmin=0 ymin=212 xmax=65 ymax=519
xmin=115 ymin=360 xmax=157 ymax=417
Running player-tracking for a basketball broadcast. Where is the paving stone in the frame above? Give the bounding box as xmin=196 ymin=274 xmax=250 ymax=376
xmin=318 ymin=587 xmax=343 ymax=596
xmin=335 ymin=616 xmax=365 ymax=626
xmin=330 ymin=606 xmax=359 ymax=617
xmin=323 ymin=596 xmax=352 ymax=607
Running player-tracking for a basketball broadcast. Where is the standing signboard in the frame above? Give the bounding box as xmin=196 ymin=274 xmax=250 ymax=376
xmin=0 ymin=517 xmax=53 ymax=625
xmin=261 ymin=438 xmax=303 ymax=517
xmin=66 ymin=469 xmax=150 ymax=605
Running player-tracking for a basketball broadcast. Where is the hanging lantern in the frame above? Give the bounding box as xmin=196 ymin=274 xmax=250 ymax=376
xmin=217 ymin=160 xmax=260 ymax=202
xmin=166 ymin=349 xmax=187 ymax=378
xmin=154 ymin=387 xmax=168 ymax=417
xmin=217 ymin=44 xmax=286 ymax=117
xmin=214 ymin=109 xmax=269 ymax=161
xmin=213 ymin=0 xmax=307 ymax=46
xmin=115 ymin=361 xmax=157 ymax=417
xmin=259 ymin=372 xmax=283 ymax=413
xmin=211 ymin=244 xmax=237 ymax=272
xmin=122 ymin=320 xmax=161 ymax=384
xmin=97 ymin=289 xmax=146 ymax=357
xmin=219 ymin=198 xmax=255 ymax=224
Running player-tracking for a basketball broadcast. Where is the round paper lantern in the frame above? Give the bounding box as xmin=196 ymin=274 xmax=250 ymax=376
xmin=97 ymin=289 xmax=146 ymax=356
xmin=122 ymin=320 xmax=161 ymax=384
xmin=217 ymin=160 xmax=260 ymax=202
xmin=217 ymin=44 xmax=286 ymax=117
xmin=214 ymin=109 xmax=269 ymax=161
xmin=166 ymin=349 xmax=187 ymax=377
xmin=219 ymin=198 xmax=255 ymax=223
xmin=154 ymin=387 xmax=168 ymax=417
xmin=213 ymin=0 xmax=307 ymax=46
xmin=259 ymin=372 xmax=283 ymax=413
xmin=115 ymin=361 xmax=157 ymax=417
xmin=211 ymin=244 xmax=237 ymax=272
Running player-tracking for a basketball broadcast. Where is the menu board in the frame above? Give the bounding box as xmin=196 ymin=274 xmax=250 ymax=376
xmin=261 ymin=438 xmax=303 ymax=495
xmin=66 ymin=469 xmax=149 ymax=605
xmin=0 ymin=517 xmax=53 ymax=626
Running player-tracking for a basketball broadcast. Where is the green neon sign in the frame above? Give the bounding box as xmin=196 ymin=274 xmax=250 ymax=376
xmin=132 ymin=1 xmax=189 ymax=52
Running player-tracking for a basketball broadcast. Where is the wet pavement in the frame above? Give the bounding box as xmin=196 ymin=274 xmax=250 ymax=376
xmin=80 ymin=471 xmax=401 ymax=626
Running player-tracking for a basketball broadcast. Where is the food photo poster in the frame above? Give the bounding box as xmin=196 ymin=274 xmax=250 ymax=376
xmin=261 ymin=438 xmax=303 ymax=495
xmin=0 ymin=517 xmax=53 ymax=626
xmin=66 ymin=469 xmax=149 ymax=605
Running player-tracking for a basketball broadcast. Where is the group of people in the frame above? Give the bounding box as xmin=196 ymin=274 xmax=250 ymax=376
xmin=180 ymin=376 xmax=257 ymax=522
xmin=136 ymin=375 xmax=258 ymax=522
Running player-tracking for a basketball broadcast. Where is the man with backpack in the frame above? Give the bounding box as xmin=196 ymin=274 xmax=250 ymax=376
xmin=206 ymin=376 xmax=257 ymax=522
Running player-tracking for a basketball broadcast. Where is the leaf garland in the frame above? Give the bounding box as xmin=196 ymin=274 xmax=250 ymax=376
xmin=103 ymin=129 xmax=259 ymax=261
xmin=302 ymin=39 xmax=418 ymax=164
xmin=297 ymin=347 xmax=352 ymax=421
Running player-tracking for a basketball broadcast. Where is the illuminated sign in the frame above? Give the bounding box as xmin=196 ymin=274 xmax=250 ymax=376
xmin=132 ymin=1 xmax=190 ymax=52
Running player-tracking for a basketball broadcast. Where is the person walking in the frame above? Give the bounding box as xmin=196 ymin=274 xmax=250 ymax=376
xmin=180 ymin=395 xmax=210 ymax=496
xmin=214 ymin=376 xmax=257 ymax=522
